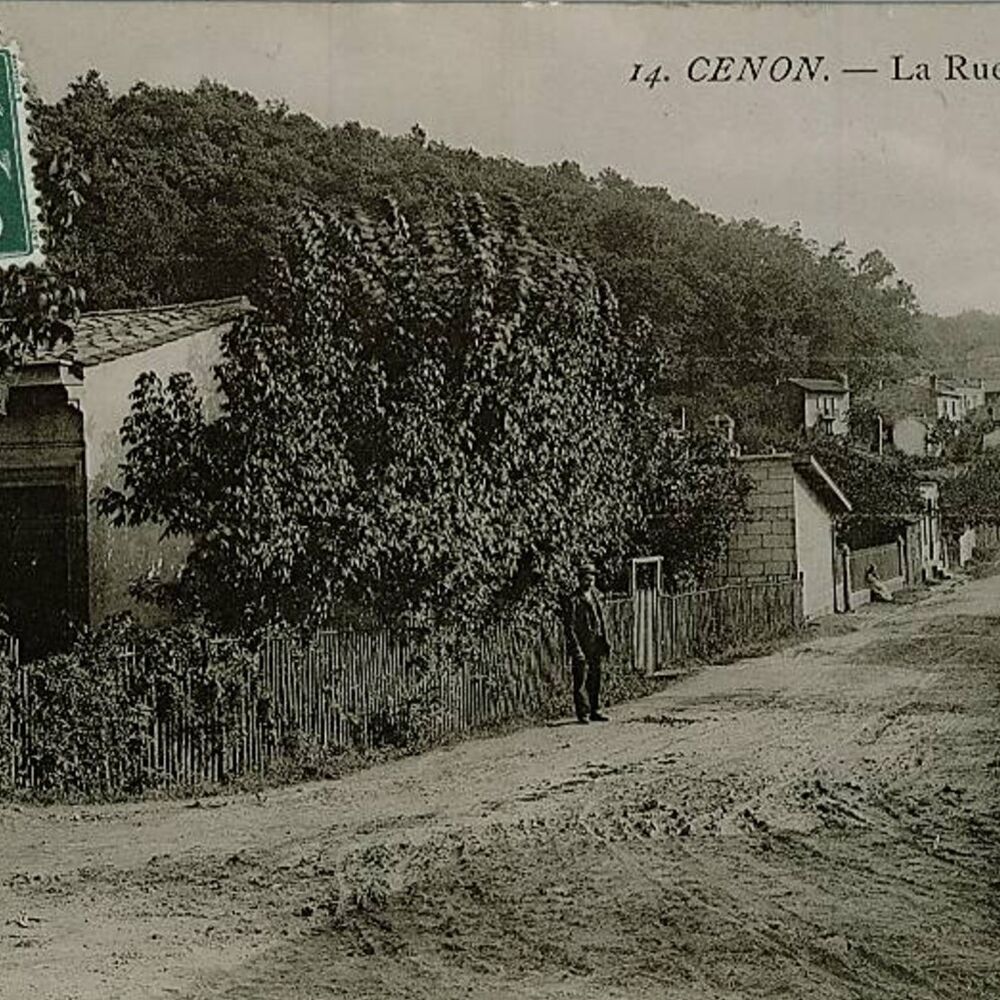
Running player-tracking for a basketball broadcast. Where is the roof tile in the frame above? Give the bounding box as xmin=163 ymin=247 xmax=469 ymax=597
xmin=34 ymin=296 xmax=252 ymax=367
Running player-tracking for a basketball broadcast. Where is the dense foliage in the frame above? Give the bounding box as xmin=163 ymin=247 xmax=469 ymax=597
xmin=940 ymin=452 xmax=1000 ymax=529
xmin=806 ymin=439 xmax=925 ymax=535
xmin=100 ymin=200 xmax=749 ymax=630
xmin=0 ymin=615 xmax=255 ymax=797
xmin=628 ymin=428 xmax=752 ymax=589
xmin=30 ymin=73 xmax=921 ymax=432
xmin=917 ymin=310 xmax=1000 ymax=381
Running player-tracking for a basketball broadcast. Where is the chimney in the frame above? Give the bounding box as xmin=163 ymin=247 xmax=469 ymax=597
xmin=837 ymin=371 xmax=850 ymax=390
xmin=929 ymin=373 xmax=938 ymax=392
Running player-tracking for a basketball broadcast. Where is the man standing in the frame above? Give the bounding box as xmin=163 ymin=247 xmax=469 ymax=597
xmin=563 ymin=561 xmax=611 ymax=724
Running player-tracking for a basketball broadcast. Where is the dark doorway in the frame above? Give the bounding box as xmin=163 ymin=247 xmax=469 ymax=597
xmin=0 ymin=483 xmax=72 ymax=658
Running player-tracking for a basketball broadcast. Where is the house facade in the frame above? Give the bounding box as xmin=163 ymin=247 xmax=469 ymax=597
xmin=945 ymin=376 xmax=986 ymax=416
xmin=933 ymin=384 xmax=963 ymax=421
xmin=984 ymin=379 xmax=1000 ymax=422
xmin=0 ymin=297 xmax=250 ymax=654
xmin=866 ymin=379 xmax=962 ymax=458
xmin=785 ymin=377 xmax=850 ymax=437
xmin=721 ymin=453 xmax=852 ymax=620
xmin=983 ymin=426 xmax=1000 ymax=451
xmin=892 ymin=413 xmax=936 ymax=458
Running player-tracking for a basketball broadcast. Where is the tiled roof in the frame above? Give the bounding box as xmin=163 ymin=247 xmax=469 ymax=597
xmin=787 ymin=377 xmax=848 ymax=394
xmin=865 ymin=382 xmax=937 ymax=422
xmin=793 ymin=455 xmax=853 ymax=514
xmin=905 ymin=375 xmax=961 ymax=397
xmin=34 ymin=296 xmax=252 ymax=367
xmin=935 ymin=380 xmax=965 ymax=397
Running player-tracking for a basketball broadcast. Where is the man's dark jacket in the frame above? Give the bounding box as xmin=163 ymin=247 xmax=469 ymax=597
xmin=563 ymin=587 xmax=610 ymax=663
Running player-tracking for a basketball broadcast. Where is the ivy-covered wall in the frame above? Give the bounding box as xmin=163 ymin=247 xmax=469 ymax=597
xmin=81 ymin=325 xmax=226 ymax=624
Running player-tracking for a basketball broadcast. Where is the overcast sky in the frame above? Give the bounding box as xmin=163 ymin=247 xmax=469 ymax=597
xmin=1 ymin=2 xmax=998 ymax=316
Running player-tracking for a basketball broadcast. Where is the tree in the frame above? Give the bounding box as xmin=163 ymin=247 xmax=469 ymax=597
xmin=629 ymin=429 xmax=751 ymax=590
xmin=940 ymin=451 xmax=1000 ymax=529
xmin=101 ymin=200 xmax=750 ymax=631
xmin=101 ymin=200 xmax=660 ymax=629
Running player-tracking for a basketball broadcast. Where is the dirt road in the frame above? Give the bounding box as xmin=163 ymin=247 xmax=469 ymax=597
xmin=3 ymin=574 xmax=999 ymax=999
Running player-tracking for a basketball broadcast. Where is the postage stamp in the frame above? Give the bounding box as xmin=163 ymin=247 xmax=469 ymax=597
xmin=0 ymin=44 xmax=42 ymax=266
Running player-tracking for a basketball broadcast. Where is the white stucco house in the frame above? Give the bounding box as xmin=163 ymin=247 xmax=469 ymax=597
xmin=867 ymin=378 xmax=964 ymax=458
xmin=0 ymin=297 xmax=251 ymax=654
xmin=785 ymin=377 xmax=851 ymax=437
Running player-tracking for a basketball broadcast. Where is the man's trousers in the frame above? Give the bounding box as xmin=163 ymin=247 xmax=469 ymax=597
xmin=571 ymin=653 xmax=602 ymax=721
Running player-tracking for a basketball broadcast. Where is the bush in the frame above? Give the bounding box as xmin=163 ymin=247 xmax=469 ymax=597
xmin=7 ymin=615 xmax=256 ymax=797
xmin=0 ymin=635 xmax=17 ymax=794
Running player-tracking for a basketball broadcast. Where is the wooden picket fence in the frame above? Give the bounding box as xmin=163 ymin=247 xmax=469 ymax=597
xmin=660 ymin=577 xmax=802 ymax=664
xmin=1 ymin=578 xmax=800 ymax=793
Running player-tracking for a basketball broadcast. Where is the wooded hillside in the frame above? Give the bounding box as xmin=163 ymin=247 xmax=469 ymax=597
xmin=916 ymin=312 xmax=1000 ymax=380
xmin=27 ymin=73 xmax=924 ymax=441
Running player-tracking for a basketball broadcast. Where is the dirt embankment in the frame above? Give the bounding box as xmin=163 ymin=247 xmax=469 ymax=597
xmin=3 ymin=576 xmax=999 ymax=999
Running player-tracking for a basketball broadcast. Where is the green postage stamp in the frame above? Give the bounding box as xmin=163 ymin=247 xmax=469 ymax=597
xmin=0 ymin=44 xmax=42 ymax=267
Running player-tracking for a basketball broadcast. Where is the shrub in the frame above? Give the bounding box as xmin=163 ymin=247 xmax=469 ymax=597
xmin=9 ymin=615 xmax=255 ymax=797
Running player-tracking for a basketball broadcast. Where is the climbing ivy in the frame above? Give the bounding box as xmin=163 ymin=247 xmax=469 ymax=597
xmin=101 ymin=199 xmax=747 ymax=631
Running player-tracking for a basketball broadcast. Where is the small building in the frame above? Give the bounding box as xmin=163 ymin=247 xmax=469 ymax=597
xmin=984 ymin=379 xmax=1000 ymax=422
xmin=721 ymin=453 xmax=852 ymax=620
xmin=866 ymin=380 xmax=959 ymax=458
xmin=983 ymin=426 xmax=1000 ymax=451
xmin=892 ymin=413 xmax=937 ymax=458
xmin=0 ymin=297 xmax=250 ymax=654
xmin=784 ymin=377 xmax=850 ymax=437
xmin=905 ymin=374 xmax=965 ymax=421
xmin=945 ymin=376 xmax=986 ymax=416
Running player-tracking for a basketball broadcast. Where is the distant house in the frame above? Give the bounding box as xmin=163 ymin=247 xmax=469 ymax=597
xmin=903 ymin=374 xmax=972 ymax=421
xmin=866 ymin=378 xmax=962 ymax=457
xmin=0 ymin=297 xmax=251 ymax=653
xmin=984 ymin=379 xmax=1000 ymax=423
xmin=891 ymin=414 xmax=937 ymax=457
xmin=945 ymin=376 xmax=986 ymax=416
xmin=784 ymin=377 xmax=850 ymax=437
xmin=721 ymin=453 xmax=852 ymax=620
xmin=983 ymin=426 xmax=1000 ymax=451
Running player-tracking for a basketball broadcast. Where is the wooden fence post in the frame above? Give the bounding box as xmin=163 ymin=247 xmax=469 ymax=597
xmin=840 ymin=544 xmax=852 ymax=613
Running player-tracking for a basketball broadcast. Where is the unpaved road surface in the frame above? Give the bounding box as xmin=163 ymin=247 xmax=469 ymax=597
xmin=3 ymin=575 xmax=999 ymax=999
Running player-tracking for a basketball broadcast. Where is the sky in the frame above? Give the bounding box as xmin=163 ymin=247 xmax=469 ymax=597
xmin=1 ymin=2 xmax=998 ymax=316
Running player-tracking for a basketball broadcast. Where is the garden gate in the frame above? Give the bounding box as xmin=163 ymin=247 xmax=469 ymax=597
xmin=630 ymin=555 xmax=662 ymax=674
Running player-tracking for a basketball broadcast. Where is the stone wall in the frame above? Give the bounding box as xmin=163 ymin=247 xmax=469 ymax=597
xmin=723 ymin=455 xmax=798 ymax=581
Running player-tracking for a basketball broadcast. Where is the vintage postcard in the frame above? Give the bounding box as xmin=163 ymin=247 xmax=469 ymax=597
xmin=0 ymin=4 xmax=997 ymax=999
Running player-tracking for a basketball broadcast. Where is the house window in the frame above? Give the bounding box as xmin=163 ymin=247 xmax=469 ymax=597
xmin=819 ymin=395 xmax=837 ymax=417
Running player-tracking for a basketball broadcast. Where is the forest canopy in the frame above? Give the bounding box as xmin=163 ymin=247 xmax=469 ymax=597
xmin=28 ymin=72 xmax=924 ymax=436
